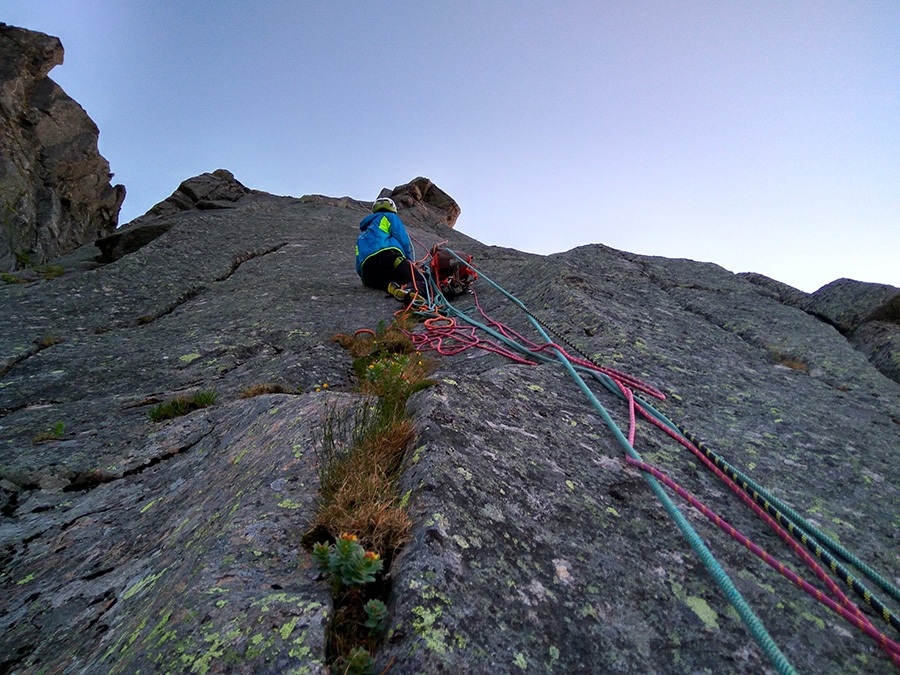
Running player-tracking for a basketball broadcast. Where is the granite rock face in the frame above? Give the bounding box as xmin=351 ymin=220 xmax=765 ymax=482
xmin=801 ymin=278 xmax=900 ymax=333
xmin=797 ymin=278 xmax=900 ymax=385
xmin=95 ymin=169 xmax=253 ymax=262
xmin=380 ymin=176 xmax=461 ymax=229
xmin=0 ymin=24 xmax=125 ymax=272
xmin=1 ymin=176 xmax=899 ymax=674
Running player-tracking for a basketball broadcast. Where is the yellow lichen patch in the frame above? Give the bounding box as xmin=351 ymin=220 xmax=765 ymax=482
xmin=685 ymin=595 xmax=719 ymax=630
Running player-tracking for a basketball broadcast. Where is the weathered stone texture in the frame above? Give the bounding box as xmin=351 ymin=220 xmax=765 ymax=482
xmin=801 ymin=278 xmax=900 ymax=333
xmin=380 ymin=176 xmax=461 ymax=229
xmin=2 ymin=176 xmax=899 ymax=673
xmin=852 ymin=321 xmax=900 ymax=385
xmin=793 ymin=278 xmax=900 ymax=385
xmin=0 ymin=24 xmax=125 ymax=272
xmin=377 ymin=245 xmax=900 ymax=674
xmin=96 ymin=169 xmax=253 ymax=261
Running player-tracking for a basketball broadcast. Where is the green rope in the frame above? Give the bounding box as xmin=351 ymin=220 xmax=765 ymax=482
xmin=441 ymin=249 xmax=798 ymax=675
xmin=633 ymin=398 xmax=900 ymax=629
xmin=463 ymin=254 xmax=900 ymax=622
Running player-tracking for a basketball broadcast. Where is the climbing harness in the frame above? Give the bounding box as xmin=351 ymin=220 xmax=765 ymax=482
xmin=394 ymin=244 xmax=900 ymax=674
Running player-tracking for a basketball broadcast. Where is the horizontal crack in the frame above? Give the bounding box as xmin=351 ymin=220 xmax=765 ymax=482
xmin=61 ymin=433 xmax=212 ymax=496
xmin=0 ymin=337 xmax=65 ymax=379
xmin=81 ymin=567 xmax=115 ymax=581
xmin=215 ymin=243 xmax=287 ymax=282
xmin=135 ymin=285 xmax=205 ymax=326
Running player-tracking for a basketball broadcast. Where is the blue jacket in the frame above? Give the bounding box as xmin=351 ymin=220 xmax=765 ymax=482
xmin=355 ymin=211 xmax=414 ymax=279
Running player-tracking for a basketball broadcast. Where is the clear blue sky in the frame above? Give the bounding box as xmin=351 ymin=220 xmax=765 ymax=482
xmin=6 ymin=1 xmax=899 ymax=292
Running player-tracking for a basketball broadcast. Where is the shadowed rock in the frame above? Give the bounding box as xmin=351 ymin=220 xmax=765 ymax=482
xmin=380 ymin=176 xmax=461 ymax=229
xmin=95 ymin=169 xmax=254 ymax=262
xmin=0 ymin=24 xmax=124 ymax=272
xmin=792 ymin=278 xmax=900 ymax=385
xmin=1 ymin=176 xmax=899 ymax=674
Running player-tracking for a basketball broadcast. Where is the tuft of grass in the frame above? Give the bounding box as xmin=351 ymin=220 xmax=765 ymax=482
xmin=315 ymin=401 xmax=415 ymax=554
xmin=781 ymin=358 xmax=809 ymax=372
xmin=1 ymin=272 xmax=26 ymax=284
xmin=40 ymin=265 xmax=65 ymax=280
xmin=149 ymin=390 xmax=218 ymax=421
xmin=309 ymin=318 xmax=435 ymax=669
xmin=240 ymin=383 xmax=301 ymax=398
xmin=317 ymin=320 xmax=434 ymax=552
xmin=769 ymin=350 xmax=809 ymax=373
xmin=33 ymin=421 xmax=65 ymax=443
xmin=40 ymin=334 xmax=63 ymax=348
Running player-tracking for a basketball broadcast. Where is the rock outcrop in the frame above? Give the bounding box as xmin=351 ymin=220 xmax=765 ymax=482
xmin=0 ymin=24 xmax=124 ymax=272
xmin=2 ymin=174 xmax=899 ymax=674
xmin=95 ymin=169 xmax=253 ymax=262
xmin=380 ymin=176 xmax=461 ymax=228
xmin=798 ymin=278 xmax=900 ymax=385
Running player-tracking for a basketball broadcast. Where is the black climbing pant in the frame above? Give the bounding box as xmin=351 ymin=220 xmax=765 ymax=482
xmin=361 ymin=250 xmax=427 ymax=293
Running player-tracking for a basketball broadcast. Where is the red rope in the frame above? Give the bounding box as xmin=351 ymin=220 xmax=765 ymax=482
xmin=611 ymin=383 xmax=900 ymax=667
xmin=625 ymin=453 xmax=900 ymax=664
xmin=400 ymin=245 xmax=898 ymax=667
xmin=406 ymin=286 xmax=667 ymax=401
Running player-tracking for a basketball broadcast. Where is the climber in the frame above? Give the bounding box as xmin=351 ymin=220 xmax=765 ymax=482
xmin=355 ymin=196 xmax=427 ymax=303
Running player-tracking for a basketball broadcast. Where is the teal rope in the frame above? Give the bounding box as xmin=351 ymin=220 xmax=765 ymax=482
xmin=634 ymin=398 xmax=900 ymax=613
xmin=441 ymin=249 xmax=798 ymax=675
xmin=442 ymin=250 xmax=900 ymax=611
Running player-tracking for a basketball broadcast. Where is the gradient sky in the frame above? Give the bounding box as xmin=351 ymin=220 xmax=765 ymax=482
xmin=6 ymin=1 xmax=899 ymax=292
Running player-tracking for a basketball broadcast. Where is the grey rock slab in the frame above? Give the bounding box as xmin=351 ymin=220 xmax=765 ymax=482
xmin=1 ymin=394 xmax=330 ymax=674
xmin=800 ymin=278 xmax=900 ymax=333
xmin=377 ymin=243 xmax=900 ymax=674
xmin=852 ymin=321 xmax=900 ymax=386
xmin=2 ymin=177 xmax=900 ymax=674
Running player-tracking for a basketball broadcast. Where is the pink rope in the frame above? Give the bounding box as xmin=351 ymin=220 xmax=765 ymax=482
xmin=619 ymin=393 xmax=900 ymax=666
xmin=625 ymin=454 xmax=900 ymax=665
xmin=405 ymin=245 xmax=898 ymax=667
xmin=599 ymin=367 xmax=900 ymax=666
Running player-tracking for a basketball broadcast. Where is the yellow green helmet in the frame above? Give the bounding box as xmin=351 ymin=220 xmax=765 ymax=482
xmin=372 ymin=197 xmax=397 ymax=214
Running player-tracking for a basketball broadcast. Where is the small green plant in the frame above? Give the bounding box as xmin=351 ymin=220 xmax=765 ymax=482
xmin=149 ymin=390 xmax=218 ymax=421
xmin=333 ymin=646 xmax=376 ymax=675
xmin=358 ymin=352 xmax=435 ymax=419
xmin=40 ymin=265 xmax=65 ymax=280
xmin=363 ymin=599 xmax=388 ymax=634
xmin=1 ymin=272 xmax=26 ymax=284
xmin=312 ymin=534 xmax=386 ymax=670
xmin=33 ymin=421 xmax=65 ymax=443
xmin=312 ymin=533 xmax=384 ymax=595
